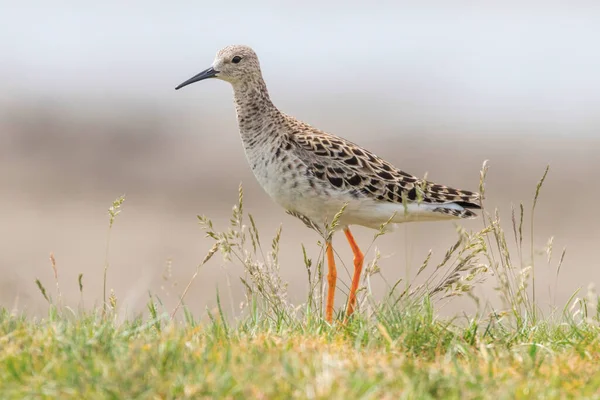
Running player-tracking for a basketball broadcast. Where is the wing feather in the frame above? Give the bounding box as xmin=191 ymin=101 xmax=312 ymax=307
xmin=284 ymin=121 xmax=481 ymax=214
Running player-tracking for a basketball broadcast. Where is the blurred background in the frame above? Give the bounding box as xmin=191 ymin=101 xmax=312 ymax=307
xmin=1 ymin=1 xmax=599 ymax=318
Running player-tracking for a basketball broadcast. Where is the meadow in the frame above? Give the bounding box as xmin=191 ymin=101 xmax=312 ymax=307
xmin=1 ymin=164 xmax=599 ymax=399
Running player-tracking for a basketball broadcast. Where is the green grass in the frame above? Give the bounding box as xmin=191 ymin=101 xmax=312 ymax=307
xmin=3 ymin=163 xmax=600 ymax=399
xmin=2 ymin=301 xmax=600 ymax=399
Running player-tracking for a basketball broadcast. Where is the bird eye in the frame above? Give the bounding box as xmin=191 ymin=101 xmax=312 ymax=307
xmin=231 ymin=56 xmax=242 ymax=64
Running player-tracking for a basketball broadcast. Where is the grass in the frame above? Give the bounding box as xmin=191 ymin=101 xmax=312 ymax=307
xmin=2 ymin=163 xmax=600 ymax=399
xmin=2 ymin=302 xmax=600 ymax=399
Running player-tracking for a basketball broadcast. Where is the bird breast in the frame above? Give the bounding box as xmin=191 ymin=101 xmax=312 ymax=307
xmin=241 ymin=134 xmax=347 ymax=222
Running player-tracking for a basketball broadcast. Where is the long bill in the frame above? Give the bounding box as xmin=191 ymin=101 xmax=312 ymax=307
xmin=175 ymin=67 xmax=218 ymax=90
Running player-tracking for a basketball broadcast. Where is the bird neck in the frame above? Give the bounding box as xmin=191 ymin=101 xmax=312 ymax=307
xmin=232 ymin=77 xmax=282 ymax=142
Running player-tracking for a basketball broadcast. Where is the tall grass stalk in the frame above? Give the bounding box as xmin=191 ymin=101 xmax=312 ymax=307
xmin=530 ymin=165 xmax=549 ymax=317
xmin=103 ymin=195 xmax=125 ymax=317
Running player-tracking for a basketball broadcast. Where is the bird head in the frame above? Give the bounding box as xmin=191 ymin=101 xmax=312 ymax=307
xmin=175 ymin=45 xmax=263 ymax=90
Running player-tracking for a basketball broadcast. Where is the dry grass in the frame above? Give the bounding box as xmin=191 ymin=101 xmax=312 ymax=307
xmin=3 ymin=163 xmax=600 ymax=399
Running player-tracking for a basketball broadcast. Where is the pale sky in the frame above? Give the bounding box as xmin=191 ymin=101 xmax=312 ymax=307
xmin=2 ymin=2 xmax=599 ymax=135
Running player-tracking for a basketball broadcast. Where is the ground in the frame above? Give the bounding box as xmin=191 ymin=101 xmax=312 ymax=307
xmin=2 ymin=174 xmax=599 ymax=399
xmin=1 ymin=300 xmax=600 ymax=399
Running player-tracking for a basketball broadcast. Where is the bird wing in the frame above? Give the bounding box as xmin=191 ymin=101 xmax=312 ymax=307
xmin=286 ymin=124 xmax=481 ymax=210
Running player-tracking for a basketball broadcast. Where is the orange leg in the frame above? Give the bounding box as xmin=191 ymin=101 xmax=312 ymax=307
xmin=325 ymin=241 xmax=337 ymax=323
xmin=343 ymin=228 xmax=364 ymax=321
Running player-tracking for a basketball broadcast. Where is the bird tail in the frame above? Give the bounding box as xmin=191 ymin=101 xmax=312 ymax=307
xmin=431 ymin=206 xmax=479 ymax=219
xmin=422 ymin=181 xmax=481 ymax=214
xmin=419 ymin=181 xmax=482 ymax=219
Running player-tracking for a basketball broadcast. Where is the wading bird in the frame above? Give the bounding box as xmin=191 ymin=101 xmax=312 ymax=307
xmin=176 ymin=45 xmax=481 ymax=323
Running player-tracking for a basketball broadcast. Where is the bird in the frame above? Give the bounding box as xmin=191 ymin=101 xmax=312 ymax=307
xmin=175 ymin=45 xmax=481 ymax=323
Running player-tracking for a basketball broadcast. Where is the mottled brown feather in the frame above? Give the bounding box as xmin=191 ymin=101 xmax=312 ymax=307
xmin=283 ymin=117 xmax=481 ymax=214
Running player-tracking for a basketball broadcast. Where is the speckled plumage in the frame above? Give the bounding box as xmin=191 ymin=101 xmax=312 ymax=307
xmin=176 ymin=44 xmax=481 ymax=322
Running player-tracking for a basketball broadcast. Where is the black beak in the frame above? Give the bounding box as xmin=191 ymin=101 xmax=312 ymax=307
xmin=175 ymin=67 xmax=218 ymax=90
